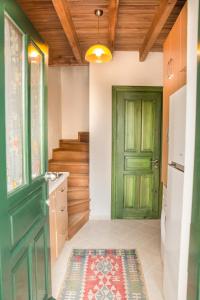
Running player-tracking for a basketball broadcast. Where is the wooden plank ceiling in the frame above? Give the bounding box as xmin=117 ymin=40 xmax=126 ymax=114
xmin=16 ymin=0 xmax=186 ymax=66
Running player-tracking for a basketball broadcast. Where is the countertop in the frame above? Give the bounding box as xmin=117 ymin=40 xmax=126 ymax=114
xmin=48 ymin=172 xmax=70 ymax=194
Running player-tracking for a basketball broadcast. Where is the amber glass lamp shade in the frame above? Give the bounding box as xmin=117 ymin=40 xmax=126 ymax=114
xmin=85 ymin=44 xmax=112 ymax=63
xmin=28 ymin=43 xmax=41 ymax=64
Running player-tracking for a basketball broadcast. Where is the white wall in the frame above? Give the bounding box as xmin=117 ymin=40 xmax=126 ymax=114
xmin=60 ymin=66 xmax=89 ymax=139
xmin=178 ymin=0 xmax=199 ymax=299
xmin=89 ymin=51 xmax=163 ymax=219
xmin=48 ymin=66 xmax=89 ymax=158
xmin=48 ymin=67 xmax=62 ymax=159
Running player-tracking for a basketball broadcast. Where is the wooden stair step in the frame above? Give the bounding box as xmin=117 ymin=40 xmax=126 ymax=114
xmin=69 ymin=173 xmax=89 ymax=177
xmin=68 ymin=174 xmax=89 ymax=188
xmin=69 ymin=210 xmax=89 ymax=227
xmin=68 ymin=211 xmax=89 ymax=239
xmin=48 ymin=160 xmax=89 ymax=174
xmin=68 ymin=199 xmax=90 ymax=215
xmin=59 ymin=141 xmax=89 ymax=152
xmin=53 ymin=149 xmax=89 ymax=162
xmin=50 ymin=131 xmax=90 ymax=240
xmin=68 ymin=187 xmax=89 ymax=200
xmin=68 ymin=198 xmax=89 ymax=206
xmin=60 ymin=139 xmax=79 ymax=143
xmin=78 ymin=132 xmax=89 ymax=143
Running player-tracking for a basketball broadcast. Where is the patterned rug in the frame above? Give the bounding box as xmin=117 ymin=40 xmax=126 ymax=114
xmin=58 ymin=249 xmax=147 ymax=300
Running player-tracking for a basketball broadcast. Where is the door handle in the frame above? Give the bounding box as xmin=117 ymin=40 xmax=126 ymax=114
xmin=152 ymin=159 xmax=159 ymax=168
xmin=44 ymin=172 xmax=57 ymax=182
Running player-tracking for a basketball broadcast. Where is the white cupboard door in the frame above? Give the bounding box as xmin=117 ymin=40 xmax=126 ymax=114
xmin=169 ymin=85 xmax=186 ymax=166
xmin=164 ymin=166 xmax=184 ymax=300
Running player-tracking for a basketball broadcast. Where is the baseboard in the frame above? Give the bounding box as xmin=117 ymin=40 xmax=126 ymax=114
xmin=89 ymin=215 xmax=111 ymax=220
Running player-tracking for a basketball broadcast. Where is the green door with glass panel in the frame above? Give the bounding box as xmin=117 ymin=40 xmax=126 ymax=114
xmin=0 ymin=1 xmax=52 ymax=300
xmin=112 ymin=86 xmax=162 ymax=219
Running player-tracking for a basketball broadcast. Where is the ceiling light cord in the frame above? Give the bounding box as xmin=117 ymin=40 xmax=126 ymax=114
xmin=85 ymin=9 xmax=112 ymax=63
xmin=97 ymin=14 xmax=99 ymax=44
xmin=95 ymin=9 xmax=103 ymax=44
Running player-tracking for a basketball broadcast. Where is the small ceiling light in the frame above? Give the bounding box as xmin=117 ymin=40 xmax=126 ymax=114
xmin=85 ymin=9 xmax=112 ymax=64
xmin=28 ymin=44 xmax=40 ymax=63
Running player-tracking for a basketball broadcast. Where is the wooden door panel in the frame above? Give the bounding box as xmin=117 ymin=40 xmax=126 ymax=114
xmin=125 ymin=157 xmax=151 ymax=171
xmin=123 ymin=174 xmax=153 ymax=211
xmin=140 ymin=175 xmax=153 ymax=209
xmin=12 ymin=251 xmax=30 ymax=300
xmin=125 ymin=99 xmax=141 ymax=152
xmin=123 ymin=175 xmax=137 ymax=209
xmin=10 ymin=188 xmax=44 ymax=247
xmin=34 ymin=229 xmax=47 ymax=300
xmin=112 ymin=87 xmax=162 ymax=219
xmin=141 ymin=100 xmax=155 ymax=152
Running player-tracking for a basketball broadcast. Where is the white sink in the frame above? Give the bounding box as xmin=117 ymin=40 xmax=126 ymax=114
xmin=48 ymin=172 xmax=70 ymax=194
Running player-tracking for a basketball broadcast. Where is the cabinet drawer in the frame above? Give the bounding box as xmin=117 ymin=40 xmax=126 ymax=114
xmin=56 ymin=180 xmax=67 ymax=210
xmin=56 ymin=206 xmax=68 ymax=233
xmin=49 ymin=178 xmax=69 ymax=263
xmin=56 ymin=206 xmax=68 ymax=254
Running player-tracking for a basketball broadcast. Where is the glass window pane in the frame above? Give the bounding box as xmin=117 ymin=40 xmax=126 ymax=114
xmin=29 ymin=44 xmax=43 ymax=179
xmin=5 ymin=15 xmax=25 ymax=192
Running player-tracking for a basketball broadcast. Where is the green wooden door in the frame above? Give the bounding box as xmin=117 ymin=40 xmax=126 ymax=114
xmin=187 ymin=7 xmax=200 ymax=300
xmin=112 ymin=86 xmax=162 ymax=219
xmin=0 ymin=1 xmax=52 ymax=300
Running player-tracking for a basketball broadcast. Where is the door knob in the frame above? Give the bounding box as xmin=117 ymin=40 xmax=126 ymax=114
xmin=152 ymin=159 xmax=159 ymax=168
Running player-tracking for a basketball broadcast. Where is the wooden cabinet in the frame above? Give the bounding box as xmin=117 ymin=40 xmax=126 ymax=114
xmin=55 ymin=180 xmax=68 ymax=254
xmin=49 ymin=178 xmax=68 ymax=271
xmin=161 ymin=2 xmax=187 ymax=185
xmin=180 ymin=4 xmax=187 ymax=86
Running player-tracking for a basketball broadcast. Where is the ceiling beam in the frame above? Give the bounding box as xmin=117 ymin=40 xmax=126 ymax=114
xmin=49 ymin=56 xmax=88 ymax=66
xmin=108 ymin=0 xmax=119 ymax=51
xmin=52 ymin=0 xmax=83 ymax=64
xmin=139 ymin=0 xmax=178 ymax=62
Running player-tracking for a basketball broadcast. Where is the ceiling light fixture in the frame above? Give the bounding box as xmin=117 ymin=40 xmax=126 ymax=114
xmin=85 ymin=9 xmax=112 ymax=64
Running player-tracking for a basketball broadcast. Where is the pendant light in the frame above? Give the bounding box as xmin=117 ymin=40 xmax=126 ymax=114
xmin=85 ymin=9 xmax=112 ymax=63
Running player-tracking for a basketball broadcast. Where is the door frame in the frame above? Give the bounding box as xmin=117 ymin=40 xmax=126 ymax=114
xmin=111 ymin=86 xmax=163 ymax=219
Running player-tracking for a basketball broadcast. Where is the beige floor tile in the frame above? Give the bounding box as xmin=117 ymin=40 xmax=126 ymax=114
xmin=52 ymin=220 xmax=164 ymax=300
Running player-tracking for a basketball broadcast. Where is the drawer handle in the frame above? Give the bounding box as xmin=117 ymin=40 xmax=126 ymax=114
xmin=167 ymin=58 xmax=174 ymax=80
xmin=60 ymin=188 xmax=65 ymax=192
xmin=60 ymin=207 xmax=65 ymax=212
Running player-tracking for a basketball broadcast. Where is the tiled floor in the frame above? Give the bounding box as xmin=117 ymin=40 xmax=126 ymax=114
xmin=52 ymin=220 xmax=164 ymax=300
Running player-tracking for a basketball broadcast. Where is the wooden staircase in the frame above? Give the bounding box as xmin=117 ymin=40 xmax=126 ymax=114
xmin=49 ymin=132 xmax=90 ymax=239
